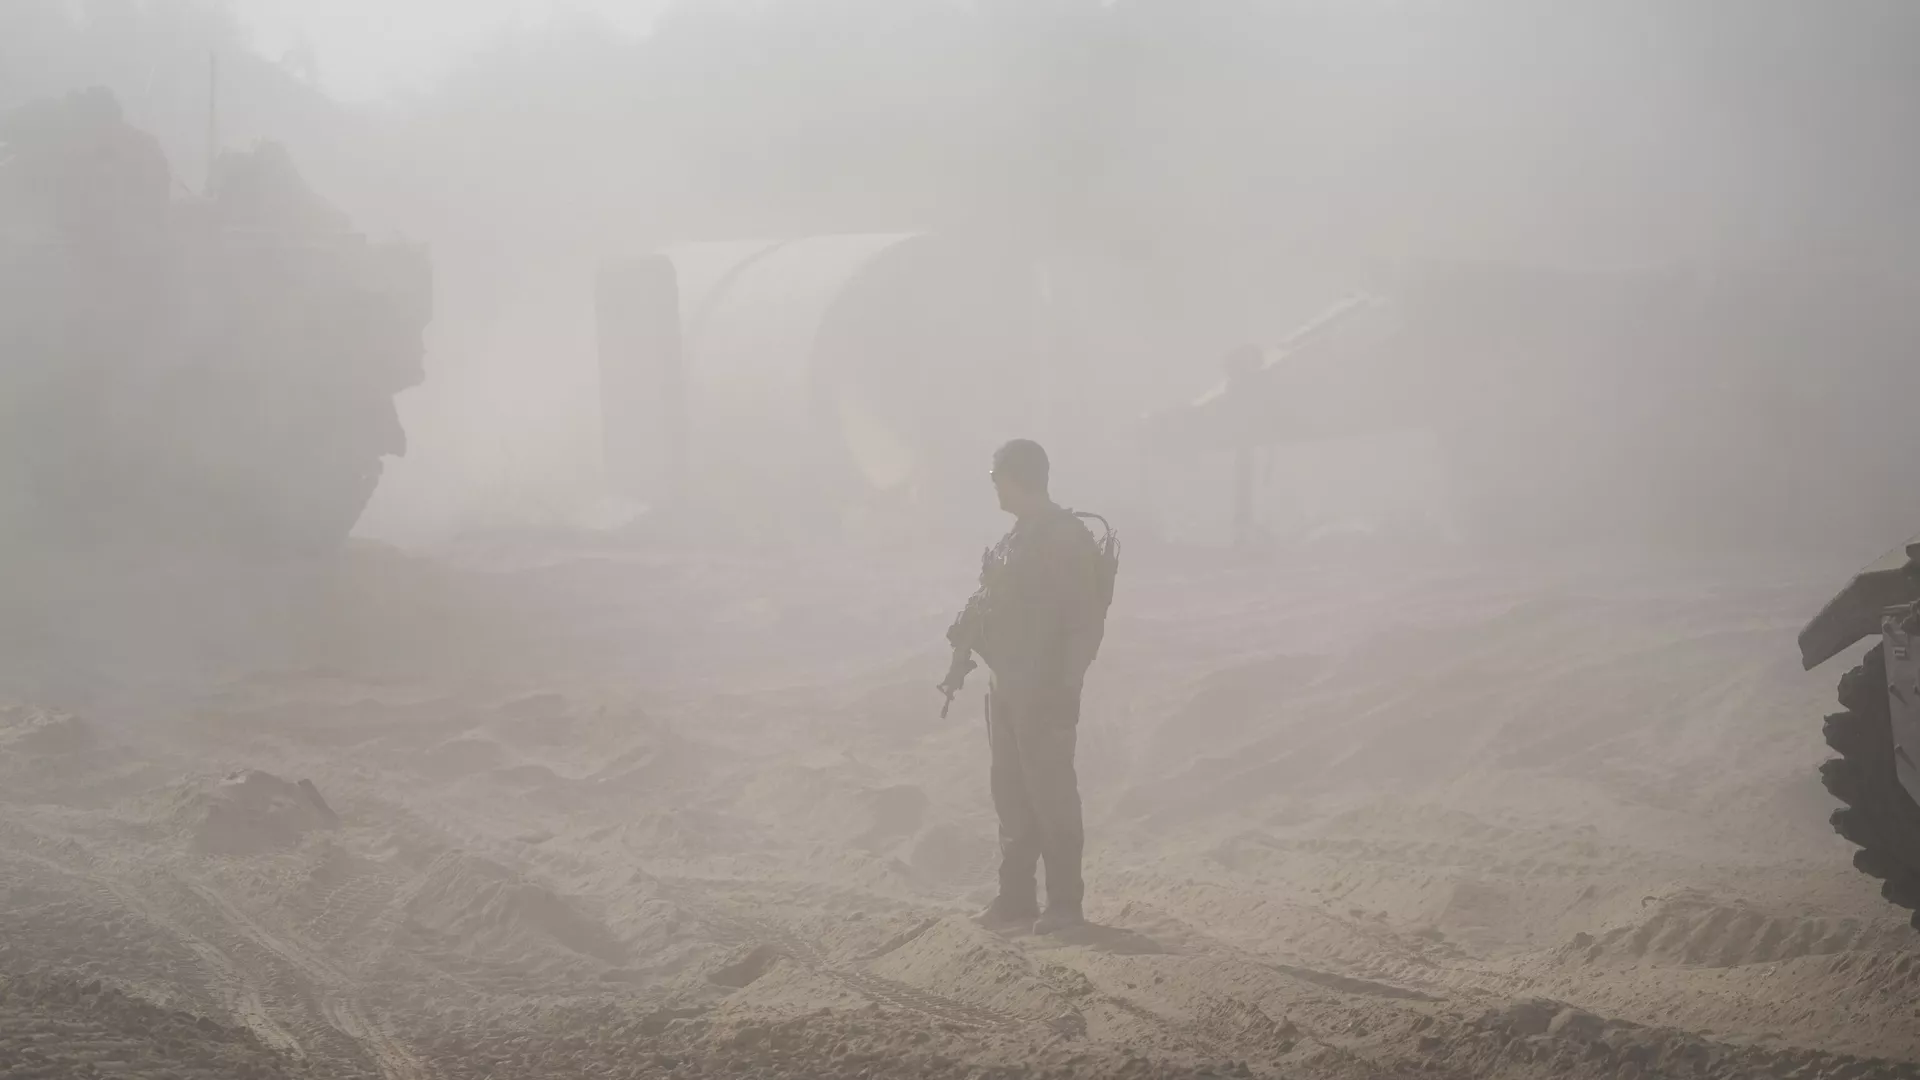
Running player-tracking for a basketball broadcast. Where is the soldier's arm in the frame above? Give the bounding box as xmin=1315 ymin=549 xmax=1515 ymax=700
xmin=938 ymin=565 xmax=991 ymax=707
xmin=947 ymin=586 xmax=984 ymax=647
xmin=947 ymin=547 xmax=996 ymax=653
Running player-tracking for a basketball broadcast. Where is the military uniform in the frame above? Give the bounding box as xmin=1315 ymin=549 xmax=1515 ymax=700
xmin=959 ymin=501 xmax=1106 ymax=919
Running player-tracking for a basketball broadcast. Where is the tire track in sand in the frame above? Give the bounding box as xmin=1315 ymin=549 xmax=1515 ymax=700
xmin=175 ymin=877 xmax=425 ymax=1080
xmin=0 ymin=818 xmax=421 ymax=1079
xmin=0 ymin=836 xmax=307 ymax=1058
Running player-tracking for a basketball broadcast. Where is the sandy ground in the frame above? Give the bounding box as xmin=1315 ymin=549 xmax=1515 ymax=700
xmin=2 ymin=536 xmax=1918 ymax=1079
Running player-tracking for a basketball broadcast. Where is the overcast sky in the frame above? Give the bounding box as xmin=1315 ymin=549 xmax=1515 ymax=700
xmin=229 ymin=0 xmax=665 ymax=102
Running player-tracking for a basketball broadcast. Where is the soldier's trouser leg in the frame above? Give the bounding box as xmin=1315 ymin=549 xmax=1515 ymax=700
xmin=988 ymin=691 xmax=1084 ymax=914
xmin=988 ymin=693 xmax=1041 ymax=912
xmin=1020 ymin=718 xmax=1083 ymax=914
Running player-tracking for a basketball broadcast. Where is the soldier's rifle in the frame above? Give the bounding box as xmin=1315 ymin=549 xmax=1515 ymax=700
xmin=937 ymin=548 xmax=993 ymax=719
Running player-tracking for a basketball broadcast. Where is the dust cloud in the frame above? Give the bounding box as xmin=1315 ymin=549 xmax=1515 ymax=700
xmin=3 ymin=3 xmax=1920 ymax=1078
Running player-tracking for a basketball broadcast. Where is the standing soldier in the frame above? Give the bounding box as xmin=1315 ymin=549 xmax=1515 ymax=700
xmin=940 ymin=439 xmax=1115 ymax=934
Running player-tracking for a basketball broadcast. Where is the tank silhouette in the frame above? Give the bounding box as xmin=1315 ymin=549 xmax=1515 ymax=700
xmin=0 ymin=89 xmax=431 ymax=557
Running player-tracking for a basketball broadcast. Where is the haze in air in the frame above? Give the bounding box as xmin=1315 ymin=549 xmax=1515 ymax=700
xmin=1 ymin=2 xmax=1918 ymax=1077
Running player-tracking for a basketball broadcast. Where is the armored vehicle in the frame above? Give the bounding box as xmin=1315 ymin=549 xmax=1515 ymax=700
xmin=0 ymin=88 xmax=430 ymax=557
xmin=1803 ymin=544 xmax=1920 ymax=928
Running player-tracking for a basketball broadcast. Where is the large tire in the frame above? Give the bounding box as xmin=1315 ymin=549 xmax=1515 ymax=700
xmin=1822 ymin=644 xmax=1920 ymax=928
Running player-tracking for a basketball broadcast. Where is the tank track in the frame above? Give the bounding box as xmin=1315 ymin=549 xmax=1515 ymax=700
xmin=1821 ymin=645 xmax=1920 ymax=928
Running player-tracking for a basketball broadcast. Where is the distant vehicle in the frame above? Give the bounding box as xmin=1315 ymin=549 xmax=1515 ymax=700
xmin=1142 ymin=262 xmax=1920 ymax=552
xmin=0 ymin=88 xmax=431 ymax=557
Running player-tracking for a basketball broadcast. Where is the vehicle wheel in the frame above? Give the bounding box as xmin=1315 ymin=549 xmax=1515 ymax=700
xmin=1822 ymin=644 xmax=1920 ymax=928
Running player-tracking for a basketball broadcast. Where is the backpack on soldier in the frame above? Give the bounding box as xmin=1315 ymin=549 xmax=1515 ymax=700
xmin=1070 ymin=511 xmax=1120 ymax=619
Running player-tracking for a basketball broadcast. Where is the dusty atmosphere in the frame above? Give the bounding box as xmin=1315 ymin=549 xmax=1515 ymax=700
xmin=7 ymin=3 xmax=1920 ymax=1079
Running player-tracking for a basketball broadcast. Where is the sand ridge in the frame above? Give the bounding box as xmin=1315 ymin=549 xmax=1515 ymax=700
xmin=0 ymin=544 xmax=1916 ymax=1079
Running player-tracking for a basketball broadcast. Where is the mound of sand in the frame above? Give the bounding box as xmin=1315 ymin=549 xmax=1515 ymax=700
xmin=619 ymin=807 xmax=762 ymax=858
xmin=162 ymin=769 xmax=339 ymax=856
xmin=403 ymin=851 xmax=631 ymax=973
xmin=1415 ymin=998 xmax=1917 ymax=1080
xmin=412 ymin=996 xmax=1248 ymax=1080
xmin=0 ymin=704 xmax=95 ymax=756
xmin=0 ymin=973 xmax=323 ymax=1079
xmin=864 ymin=918 xmax=1072 ymax=1022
